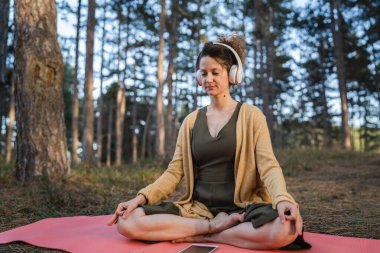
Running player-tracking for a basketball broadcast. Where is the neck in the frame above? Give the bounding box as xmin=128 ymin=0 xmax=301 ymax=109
xmin=209 ymin=94 xmax=235 ymax=111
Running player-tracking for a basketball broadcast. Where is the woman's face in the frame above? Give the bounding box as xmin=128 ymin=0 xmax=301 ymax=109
xmin=198 ymin=56 xmax=230 ymax=97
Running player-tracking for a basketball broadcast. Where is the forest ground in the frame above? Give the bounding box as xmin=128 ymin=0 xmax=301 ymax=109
xmin=0 ymin=149 xmax=379 ymax=252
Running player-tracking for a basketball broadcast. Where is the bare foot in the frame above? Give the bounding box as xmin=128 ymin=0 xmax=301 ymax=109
xmin=209 ymin=212 xmax=244 ymax=233
xmin=172 ymin=213 xmax=244 ymax=244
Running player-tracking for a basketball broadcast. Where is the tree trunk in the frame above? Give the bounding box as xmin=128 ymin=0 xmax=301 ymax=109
xmin=72 ymin=0 xmax=82 ymax=164
xmin=265 ymin=6 xmax=275 ymax=136
xmin=363 ymin=96 xmax=370 ymax=151
xmin=193 ymin=0 xmax=202 ymax=110
xmin=260 ymin=42 xmax=270 ymax=120
xmin=165 ymin=0 xmax=180 ymax=159
xmin=172 ymin=83 xmax=179 ymax=147
xmin=115 ymin=5 xmax=126 ymax=166
xmin=147 ymin=107 xmax=154 ymax=158
xmin=253 ymin=0 xmax=261 ymax=105
xmin=0 ymin=0 xmax=10 ymax=155
xmin=155 ymin=0 xmax=166 ymax=158
xmin=329 ymin=0 xmax=351 ymax=150
xmin=141 ymin=99 xmax=152 ymax=159
xmin=82 ymin=0 xmax=96 ymax=163
xmin=120 ymin=4 xmax=132 ymax=164
xmin=14 ymin=0 xmax=70 ymax=181
xmin=5 ymin=75 xmax=14 ymax=163
xmin=241 ymin=6 xmax=248 ymax=103
xmin=0 ymin=0 xmax=9 ymax=86
xmin=317 ymin=34 xmax=333 ymax=148
xmin=132 ymin=88 xmax=138 ymax=163
xmin=96 ymin=4 xmax=106 ymax=167
xmin=321 ymin=81 xmax=332 ymax=148
xmin=106 ymin=102 xmax=113 ymax=167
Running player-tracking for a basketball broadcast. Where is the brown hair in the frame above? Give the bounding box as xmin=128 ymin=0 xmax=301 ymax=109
xmin=195 ymin=34 xmax=246 ymax=72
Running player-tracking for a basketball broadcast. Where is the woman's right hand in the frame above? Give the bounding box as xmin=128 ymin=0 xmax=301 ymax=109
xmin=107 ymin=194 xmax=147 ymax=226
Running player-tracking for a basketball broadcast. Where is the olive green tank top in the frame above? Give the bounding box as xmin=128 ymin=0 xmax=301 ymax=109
xmin=191 ymin=102 xmax=242 ymax=214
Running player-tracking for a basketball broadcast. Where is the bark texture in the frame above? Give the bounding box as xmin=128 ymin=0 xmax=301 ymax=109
xmin=96 ymin=5 xmax=106 ymax=166
xmin=14 ymin=0 xmax=70 ymax=181
xmin=330 ymin=0 xmax=351 ymax=150
xmin=165 ymin=0 xmax=180 ymax=159
xmin=82 ymin=0 xmax=96 ymax=163
xmin=71 ymin=0 xmax=82 ymax=163
xmin=5 ymin=76 xmax=14 ymax=163
xmin=132 ymin=88 xmax=138 ymax=163
xmin=115 ymin=4 xmax=126 ymax=166
xmin=155 ymin=0 xmax=166 ymax=158
xmin=106 ymin=103 xmax=113 ymax=166
xmin=0 ymin=0 xmax=9 ymax=85
xmin=193 ymin=0 xmax=202 ymax=110
xmin=0 ymin=0 xmax=10 ymax=154
xmin=141 ymin=99 xmax=152 ymax=159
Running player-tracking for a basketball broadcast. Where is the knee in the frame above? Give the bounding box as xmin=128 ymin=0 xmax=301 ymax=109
xmin=117 ymin=208 xmax=145 ymax=239
xmin=268 ymin=218 xmax=298 ymax=249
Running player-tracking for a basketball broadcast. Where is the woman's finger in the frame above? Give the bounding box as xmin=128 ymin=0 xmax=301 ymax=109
xmin=116 ymin=202 xmax=129 ymax=215
xmin=287 ymin=206 xmax=298 ymax=221
xmin=296 ymin=214 xmax=303 ymax=235
xmin=277 ymin=205 xmax=286 ymax=224
xmin=108 ymin=202 xmax=128 ymax=225
xmin=123 ymin=203 xmax=137 ymax=217
xmin=107 ymin=213 xmax=118 ymax=226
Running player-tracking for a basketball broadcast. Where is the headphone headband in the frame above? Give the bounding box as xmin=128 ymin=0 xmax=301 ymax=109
xmin=213 ymin=42 xmax=243 ymax=82
xmin=195 ymin=42 xmax=244 ymax=85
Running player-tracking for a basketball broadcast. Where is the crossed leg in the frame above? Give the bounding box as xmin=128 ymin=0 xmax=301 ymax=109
xmin=173 ymin=216 xmax=298 ymax=250
xmin=117 ymin=207 xmax=243 ymax=241
xmin=117 ymin=207 xmax=297 ymax=250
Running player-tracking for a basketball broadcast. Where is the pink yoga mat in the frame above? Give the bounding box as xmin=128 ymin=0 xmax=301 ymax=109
xmin=0 ymin=215 xmax=378 ymax=253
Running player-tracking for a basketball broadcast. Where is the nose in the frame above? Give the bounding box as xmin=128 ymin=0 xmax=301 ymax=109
xmin=205 ymin=73 xmax=213 ymax=82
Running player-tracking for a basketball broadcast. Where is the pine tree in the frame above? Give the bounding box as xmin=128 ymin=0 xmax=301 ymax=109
xmin=155 ymin=0 xmax=166 ymax=158
xmin=14 ymin=0 xmax=70 ymax=181
xmin=71 ymin=0 xmax=82 ymax=163
xmin=329 ymin=0 xmax=352 ymax=149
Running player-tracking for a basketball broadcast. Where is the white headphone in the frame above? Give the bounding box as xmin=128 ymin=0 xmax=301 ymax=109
xmin=195 ymin=42 xmax=244 ymax=85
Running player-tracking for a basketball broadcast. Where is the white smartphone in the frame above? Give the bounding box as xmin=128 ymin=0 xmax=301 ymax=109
xmin=177 ymin=244 xmax=218 ymax=253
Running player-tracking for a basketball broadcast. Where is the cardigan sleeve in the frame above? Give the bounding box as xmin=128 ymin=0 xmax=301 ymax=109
xmin=137 ymin=122 xmax=185 ymax=205
xmin=254 ymin=111 xmax=298 ymax=209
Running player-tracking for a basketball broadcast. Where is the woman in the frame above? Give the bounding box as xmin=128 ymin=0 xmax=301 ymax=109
xmin=108 ymin=35 xmax=310 ymax=250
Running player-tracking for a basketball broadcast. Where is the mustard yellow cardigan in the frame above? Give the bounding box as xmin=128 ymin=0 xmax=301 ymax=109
xmin=138 ymin=103 xmax=297 ymax=219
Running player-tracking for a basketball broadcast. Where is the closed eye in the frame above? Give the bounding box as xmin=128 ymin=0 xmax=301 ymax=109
xmin=201 ymin=72 xmax=219 ymax=76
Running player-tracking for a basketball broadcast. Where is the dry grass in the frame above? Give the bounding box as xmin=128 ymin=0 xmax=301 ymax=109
xmin=281 ymin=150 xmax=380 ymax=239
xmin=0 ymin=150 xmax=379 ymax=252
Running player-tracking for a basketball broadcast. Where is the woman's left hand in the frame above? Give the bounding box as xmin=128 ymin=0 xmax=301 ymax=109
xmin=276 ymin=201 xmax=303 ymax=235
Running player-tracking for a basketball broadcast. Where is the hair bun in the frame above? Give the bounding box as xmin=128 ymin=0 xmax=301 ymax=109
xmin=217 ymin=34 xmax=246 ymax=65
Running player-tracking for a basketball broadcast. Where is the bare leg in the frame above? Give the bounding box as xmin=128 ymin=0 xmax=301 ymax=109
xmin=173 ymin=217 xmax=298 ymax=250
xmin=117 ymin=208 xmax=243 ymax=241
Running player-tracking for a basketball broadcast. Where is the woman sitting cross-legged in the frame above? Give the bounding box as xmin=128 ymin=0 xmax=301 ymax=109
xmin=107 ymin=34 xmax=311 ymax=250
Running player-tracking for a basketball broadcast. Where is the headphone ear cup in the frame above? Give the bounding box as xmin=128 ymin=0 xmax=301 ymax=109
xmin=196 ymin=70 xmax=202 ymax=86
xmin=229 ymin=65 xmax=238 ymax=85
xmin=236 ymin=66 xmax=243 ymax=84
